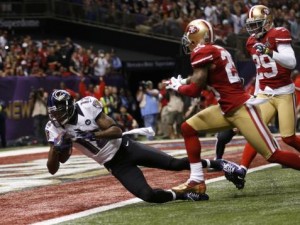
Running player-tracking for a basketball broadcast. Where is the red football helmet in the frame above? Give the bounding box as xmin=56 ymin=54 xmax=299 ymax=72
xmin=182 ymin=19 xmax=214 ymax=54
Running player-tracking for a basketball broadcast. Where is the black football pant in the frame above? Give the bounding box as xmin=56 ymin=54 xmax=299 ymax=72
xmin=104 ymin=135 xmax=189 ymax=203
xmin=215 ymin=129 xmax=236 ymax=159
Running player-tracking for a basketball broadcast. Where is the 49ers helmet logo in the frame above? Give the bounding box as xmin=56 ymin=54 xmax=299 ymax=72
xmin=187 ymin=25 xmax=199 ymax=34
xmin=262 ymin=8 xmax=270 ymax=15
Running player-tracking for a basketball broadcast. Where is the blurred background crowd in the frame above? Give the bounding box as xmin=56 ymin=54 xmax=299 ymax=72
xmin=79 ymin=0 xmax=300 ymax=47
xmin=0 ymin=0 xmax=299 ymax=147
xmin=0 ymin=0 xmax=299 ymax=78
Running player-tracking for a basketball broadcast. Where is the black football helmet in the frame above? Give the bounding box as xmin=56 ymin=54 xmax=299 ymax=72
xmin=47 ymin=89 xmax=75 ymax=126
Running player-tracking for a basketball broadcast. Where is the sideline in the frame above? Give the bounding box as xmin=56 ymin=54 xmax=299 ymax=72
xmin=31 ymin=163 xmax=278 ymax=225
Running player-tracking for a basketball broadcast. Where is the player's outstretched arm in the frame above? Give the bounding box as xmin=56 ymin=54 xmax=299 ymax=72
xmin=47 ymin=140 xmax=72 ymax=174
xmin=93 ymin=112 xmax=123 ymax=139
xmin=47 ymin=145 xmax=60 ymax=175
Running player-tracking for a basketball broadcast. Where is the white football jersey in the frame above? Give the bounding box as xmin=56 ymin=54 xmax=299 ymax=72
xmin=45 ymin=96 xmax=121 ymax=164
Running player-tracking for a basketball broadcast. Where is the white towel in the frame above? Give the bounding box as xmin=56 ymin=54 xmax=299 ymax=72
xmin=122 ymin=127 xmax=155 ymax=137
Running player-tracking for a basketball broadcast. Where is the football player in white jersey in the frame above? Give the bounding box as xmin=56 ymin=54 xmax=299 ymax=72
xmin=45 ymin=89 xmax=240 ymax=203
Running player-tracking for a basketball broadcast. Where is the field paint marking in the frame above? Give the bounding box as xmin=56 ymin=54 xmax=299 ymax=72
xmin=31 ymin=198 xmax=143 ymax=225
xmin=0 ymin=147 xmax=49 ymax=157
xmin=31 ymin=163 xmax=279 ymax=225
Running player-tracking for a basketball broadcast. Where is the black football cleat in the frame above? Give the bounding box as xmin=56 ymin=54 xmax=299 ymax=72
xmin=221 ymin=160 xmax=246 ymax=189
xmin=184 ymin=192 xmax=209 ymax=201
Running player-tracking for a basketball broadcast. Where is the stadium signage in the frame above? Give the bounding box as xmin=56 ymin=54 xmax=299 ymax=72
xmin=125 ymin=60 xmax=175 ymax=71
xmin=0 ymin=19 xmax=40 ymax=28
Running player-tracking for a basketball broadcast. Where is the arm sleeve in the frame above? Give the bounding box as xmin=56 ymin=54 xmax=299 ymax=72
xmin=178 ymin=82 xmax=202 ymax=98
xmin=273 ymin=44 xmax=296 ymax=69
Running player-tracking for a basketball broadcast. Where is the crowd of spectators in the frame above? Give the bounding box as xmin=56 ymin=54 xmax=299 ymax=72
xmin=60 ymin=0 xmax=299 ymax=61
xmin=1 ymin=0 xmax=300 ymax=142
xmin=0 ymin=0 xmax=299 ymax=79
xmin=0 ymin=31 xmax=123 ymax=80
xmin=78 ymin=0 xmax=300 ymax=47
xmin=0 ymin=0 xmax=299 ymax=78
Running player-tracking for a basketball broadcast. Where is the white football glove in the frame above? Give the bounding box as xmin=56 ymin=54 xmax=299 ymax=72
xmin=164 ymin=77 xmax=182 ymax=91
xmin=177 ymin=74 xmax=187 ymax=84
xmin=177 ymin=74 xmax=183 ymax=82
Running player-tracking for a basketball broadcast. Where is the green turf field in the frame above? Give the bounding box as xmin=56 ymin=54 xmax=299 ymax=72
xmin=60 ymin=165 xmax=300 ymax=225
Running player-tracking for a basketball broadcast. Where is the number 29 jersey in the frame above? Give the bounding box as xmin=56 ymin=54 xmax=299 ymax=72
xmin=246 ymin=27 xmax=294 ymax=91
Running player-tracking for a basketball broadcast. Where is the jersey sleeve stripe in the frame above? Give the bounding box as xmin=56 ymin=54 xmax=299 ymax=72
xmin=275 ymin=38 xmax=291 ymax=41
xmin=191 ymin=55 xmax=213 ymax=66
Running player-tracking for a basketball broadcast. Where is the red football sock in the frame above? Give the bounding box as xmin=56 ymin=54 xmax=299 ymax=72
xmin=268 ymin=149 xmax=300 ymax=170
xmin=282 ymin=135 xmax=300 ymax=152
xmin=181 ymin=122 xmax=201 ymax=163
xmin=240 ymin=143 xmax=257 ymax=169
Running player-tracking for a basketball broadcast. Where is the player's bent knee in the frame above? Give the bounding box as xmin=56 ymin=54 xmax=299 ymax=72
xmin=138 ymin=190 xmax=151 ymax=202
xmin=181 ymin=122 xmax=198 ymax=138
xmin=138 ymin=189 xmax=172 ymax=203
xmin=138 ymin=189 xmax=159 ymax=203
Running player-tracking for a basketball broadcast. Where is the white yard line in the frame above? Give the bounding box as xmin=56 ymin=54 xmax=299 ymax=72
xmin=31 ymin=163 xmax=279 ymax=225
xmin=0 ymin=147 xmax=49 ymax=157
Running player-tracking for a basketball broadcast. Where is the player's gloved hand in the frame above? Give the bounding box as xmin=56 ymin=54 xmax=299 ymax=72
xmin=177 ymin=74 xmax=183 ymax=83
xmin=253 ymin=43 xmax=271 ymax=56
xmin=53 ymin=133 xmax=72 ymax=153
xmin=164 ymin=77 xmax=182 ymax=91
xmin=176 ymin=74 xmax=188 ymax=84
xmin=76 ymin=130 xmax=96 ymax=141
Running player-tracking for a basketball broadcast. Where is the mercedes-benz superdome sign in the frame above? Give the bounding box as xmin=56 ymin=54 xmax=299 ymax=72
xmin=125 ymin=60 xmax=175 ymax=71
xmin=0 ymin=19 xmax=40 ymax=28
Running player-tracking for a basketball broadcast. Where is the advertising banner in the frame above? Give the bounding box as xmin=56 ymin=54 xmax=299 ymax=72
xmin=0 ymin=76 xmax=80 ymax=141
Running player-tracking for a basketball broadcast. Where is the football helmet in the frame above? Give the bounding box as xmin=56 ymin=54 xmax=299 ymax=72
xmin=182 ymin=19 xmax=214 ymax=54
xmin=246 ymin=5 xmax=273 ymax=38
xmin=47 ymin=89 xmax=75 ymax=126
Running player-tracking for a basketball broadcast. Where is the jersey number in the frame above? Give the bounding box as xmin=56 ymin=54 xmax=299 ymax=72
xmin=252 ymin=55 xmax=278 ymax=80
xmin=221 ymin=50 xmax=240 ymax=83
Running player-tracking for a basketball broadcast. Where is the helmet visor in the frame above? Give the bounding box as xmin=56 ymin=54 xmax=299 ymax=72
xmin=48 ymin=104 xmax=73 ymax=126
xmin=246 ymin=19 xmax=265 ymax=36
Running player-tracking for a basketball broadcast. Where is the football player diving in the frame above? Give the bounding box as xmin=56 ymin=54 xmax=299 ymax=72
xmin=45 ymin=89 xmax=240 ymax=203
